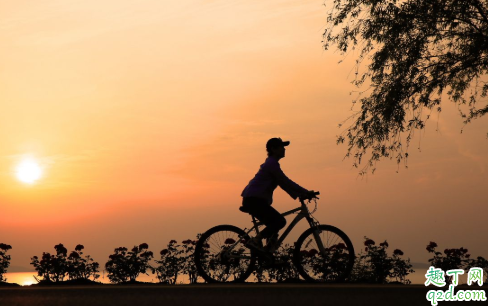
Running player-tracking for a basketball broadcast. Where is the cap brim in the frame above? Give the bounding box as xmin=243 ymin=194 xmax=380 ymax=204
xmin=282 ymin=141 xmax=290 ymax=146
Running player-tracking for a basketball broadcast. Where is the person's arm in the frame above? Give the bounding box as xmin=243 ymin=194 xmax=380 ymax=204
xmin=268 ymin=162 xmax=308 ymax=199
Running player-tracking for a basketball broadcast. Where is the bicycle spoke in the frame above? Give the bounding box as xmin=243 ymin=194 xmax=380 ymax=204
xmin=195 ymin=225 xmax=256 ymax=283
xmin=295 ymin=225 xmax=355 ymax=283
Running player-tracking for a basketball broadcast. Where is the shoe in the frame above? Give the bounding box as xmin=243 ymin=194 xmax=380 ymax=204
xmin=264 ymin=243 xmax=277 ymax=253
xmin=246 ymin=237 xmax=265 ymax=252
xmin=265 ymin=235 xmax=278 ymax=253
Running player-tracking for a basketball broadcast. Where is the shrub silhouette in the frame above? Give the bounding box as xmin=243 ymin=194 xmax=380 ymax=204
xmin=0 ymin=243 xmax=12 ymax=282
xmin=265 ymin=244 xmax=301 ymax=282
xmin=105 ymin=243 xmax=154 ymax=283
xmin=426 ymin=241 xmax=488 ymax=283
xmin=22 ymin=237 xmax=485 ymax=285
xmin=350 ymin=237 xmax=414 ymax=284
xmin=66 ymin=245 xmax=100 ymax=281
xmin=251 ymin=244 xmax=312 ymax=283
xmin=155 ymin=238 xmax=200 ymax=284
xmin=466 ymin=256 xmax=488 ymax=283
xmin=31 ymin=243 xmax=100 ymax=283
xmin=427 ymin=241 xmax=470 ymax=272
xmin=31 ymin=243 xmax=68 ymax=282
xmin=155 ymin=240 xmax=182 ymax=284
xmin=181 ymin=239 xmax=199 ymax=284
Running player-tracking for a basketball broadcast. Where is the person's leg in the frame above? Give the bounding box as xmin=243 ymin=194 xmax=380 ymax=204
xmin=242 ymin=197 xmax=286 ymax=239
xmin=255 ymin=205 xmax=286 ymax=239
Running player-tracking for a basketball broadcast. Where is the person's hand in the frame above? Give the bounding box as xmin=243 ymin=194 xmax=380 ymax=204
xmin=300 ymin=190 xmax=318 ymax=200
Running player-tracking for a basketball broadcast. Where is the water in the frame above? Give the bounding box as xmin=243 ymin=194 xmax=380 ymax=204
xmin=5 ymin=271 xmax=427 ymax=286
xmin=3 ymin=272 xmax=183 ymax=286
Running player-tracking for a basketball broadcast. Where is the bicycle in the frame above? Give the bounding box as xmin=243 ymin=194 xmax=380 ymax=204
xmin=194 ymin=191 xmax=355 ymax=283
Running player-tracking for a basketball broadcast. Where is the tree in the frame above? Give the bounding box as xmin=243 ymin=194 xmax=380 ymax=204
xmin=323 ymin=0 xmax=488 ymax=172
xmin=0 ymin=243 xmax=12 ymax=282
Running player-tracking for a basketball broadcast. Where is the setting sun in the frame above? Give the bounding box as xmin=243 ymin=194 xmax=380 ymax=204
xmin=16 ymin=158 xmax=42 ymax=184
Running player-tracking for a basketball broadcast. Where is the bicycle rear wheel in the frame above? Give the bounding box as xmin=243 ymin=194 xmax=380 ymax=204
xmin=194 ymin=225 xmax=256 ymax=283
xmin=294 ymin=225 xmax=355 ymax=282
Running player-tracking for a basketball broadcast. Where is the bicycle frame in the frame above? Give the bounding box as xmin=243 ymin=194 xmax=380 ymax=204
xmin=242 ymin=198 xmax=326 ymax=254
xmin=196 ymin=194 xmax=356 ymax=283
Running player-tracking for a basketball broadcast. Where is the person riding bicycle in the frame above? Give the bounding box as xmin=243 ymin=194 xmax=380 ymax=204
xmin=241 ymin=137 xmax=316 ymax=253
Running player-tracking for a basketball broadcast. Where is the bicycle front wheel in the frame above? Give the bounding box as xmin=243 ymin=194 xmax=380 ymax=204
xmin=194 ymin=225 xmax=256 ymax=283
xmin=294 ymin=225 xmax=355 ymax=282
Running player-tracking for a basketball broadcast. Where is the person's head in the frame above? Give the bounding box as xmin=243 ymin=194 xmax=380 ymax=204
xmin=266 ymin=137 xmax=290 ymax=160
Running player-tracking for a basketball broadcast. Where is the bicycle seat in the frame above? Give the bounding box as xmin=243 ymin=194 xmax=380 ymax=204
xmin=239 ymin=206 xmax=251 ymax=214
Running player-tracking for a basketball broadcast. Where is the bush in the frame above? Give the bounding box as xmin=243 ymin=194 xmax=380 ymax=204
xmin=66 ymin=245 xmax=100 ymax=281
xmin=0 ymin=243 xmax=12 ymax=282
xmin=426 ymin=241 xmax=469 ymax=272
xmin=466 ymin=256 xmax=488 ymax=283
xmin=426 ymin=241 xmax=488 ymax=283
xmin=105 ymin=243 xmax=154 ymax=283
xmin=251 ymin=244 xmax=300 ymax=283
xmin=31 ymin=243 xmax=69 ymax=282
xmin=266 ymin=244 xmax=301 ymax=282
xmin=31 ymin=244 xmax=100 ymax=283
xmin=350 ymin=237 xmax=414 ymax=284
xmin=155 ymin=238 xmax=200 ymax=284
xmin=154 ymin=240 xmax=183 ymax=284
xmin=181 ymin=239 xmax=199 ymax=284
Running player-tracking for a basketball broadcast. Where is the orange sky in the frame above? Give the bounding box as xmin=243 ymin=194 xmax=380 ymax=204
xmin=1 ymin=0 xmax=487 ymax=280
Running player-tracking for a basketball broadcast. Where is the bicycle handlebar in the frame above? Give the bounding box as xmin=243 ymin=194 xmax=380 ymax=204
xmin=299 ymin=190 xmax=320 ymax=202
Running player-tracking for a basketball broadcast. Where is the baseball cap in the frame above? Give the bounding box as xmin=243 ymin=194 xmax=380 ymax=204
xmin=266 ymin=137 xmax=290 ymax=150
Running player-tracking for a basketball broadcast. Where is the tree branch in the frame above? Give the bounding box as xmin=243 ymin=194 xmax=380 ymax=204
xmin=472 ymin=0 xmax=488 ymax=24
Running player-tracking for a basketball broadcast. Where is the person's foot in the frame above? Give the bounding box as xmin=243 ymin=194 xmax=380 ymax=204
xmin=264 ymin=244 xmax=277 ymax=253
xmin=265 ymin=236 xmax=278 ymax=253
xmin=246 ymin=237 xmax=265 ymax=252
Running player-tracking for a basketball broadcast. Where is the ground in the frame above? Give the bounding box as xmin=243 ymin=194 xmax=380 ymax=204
xmin=1 ymin=283 xmax=487 ymax=306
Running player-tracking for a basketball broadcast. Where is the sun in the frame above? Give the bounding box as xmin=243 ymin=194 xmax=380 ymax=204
xmin=16 ymin=158 xmax=43 ymax=184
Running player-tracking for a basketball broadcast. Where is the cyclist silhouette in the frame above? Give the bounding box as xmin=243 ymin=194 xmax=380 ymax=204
xmin=194 ymin=139 xmax=353 ymax=282
xmin=241 ymin=137 xmax=315 ymax=252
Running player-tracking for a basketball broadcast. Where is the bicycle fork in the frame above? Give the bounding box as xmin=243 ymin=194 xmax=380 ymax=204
xmin=312 ymin=228 xmax=327 ymax=256
xmin=306 ymin=216 xmax=327 ymax=256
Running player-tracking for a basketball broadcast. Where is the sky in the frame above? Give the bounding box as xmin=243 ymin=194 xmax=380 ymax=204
xmin=1 ymin=0 xmax=487 ymax=284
